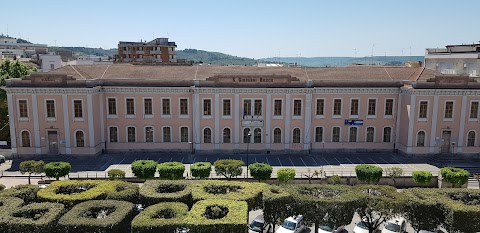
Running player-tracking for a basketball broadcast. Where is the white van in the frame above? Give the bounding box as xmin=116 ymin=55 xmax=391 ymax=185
xmin=275 ymin=215 xmax=307 ymax=233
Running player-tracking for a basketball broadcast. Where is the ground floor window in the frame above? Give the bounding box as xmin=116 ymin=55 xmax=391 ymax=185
xmin=293 ymin=128 xmax=301 ymax=143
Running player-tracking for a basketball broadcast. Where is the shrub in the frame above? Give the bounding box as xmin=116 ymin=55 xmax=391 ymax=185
xmin=105 ymin=181 xmax=139 ymax=203
xmin=191 ymin=180 xmax=267 ymax=211
xmin=440 ymin=167 xmax=470 ymax=187
xmin=248 ymin=163 xmax=273 ymax=181
xmin=0 ymin=197 xmax=24 ymax=214
xmin=44 ymin=162 xmax=71 ymax=180
xmin=277 ymin=168 xmax=295 ymax=183
xmin=327 ymin=175 xmax=342 ymax=184
xmin=157 ymin=162 xmax=185 ymax=180
xmin=0 ymin=184 xmax=40 ymax=203
xmin=403 ymin=189 xmax=445 ymax=233
xmin=355 ymin=164 xmax=383 ymax=184
xmin=37 ymin=180 xmax=108 ymax=207
xmin=58 ymin=200 xmax=135 ymax=233
xmin=0 ymin=202 xmax=65 ymax=233
xmin=139 ymin=180 xmax=193 ymax=206
xmin=183 ymin=199 xmax=248 ymax=233
xmin=19 ymin=160 xmax=45 ymax=185
xmin=131 ymin=160 xmax=158 ymax=179
xmin=413 ymin=170 xmax=433 ymax=186
xmin=190 ymin=162 xmax=212 ymax=179
xmin=131 ymin=202 xmax=189 ymax=233
xmin=0 ymin=183 xmax=5 ymax=191
xmin=107 ymin=169 xmax=126 ymax=180
xmin=436 ymin=189 xmax=480 ymax=232
xmin=213 ymin=159 xmax=244 ymax=180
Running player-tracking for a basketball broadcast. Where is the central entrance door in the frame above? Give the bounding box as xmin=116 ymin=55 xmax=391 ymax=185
xmin=47 ymin=131 xmax=59 ymax=155
xmin=440 ymin=130 xmax=452 ymax=154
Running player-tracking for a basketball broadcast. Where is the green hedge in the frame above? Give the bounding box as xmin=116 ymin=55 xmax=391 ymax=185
xmin=0 ymin=202 xmax=65 ymax=233
xmin=248 ymin=162 xmax=273 ymax=181
xmin=107 ymin=169 xmax=126 ymax=180
xmin=0 ymin=184 xmax=40 ymax=203
xmin=0 ymin=197 xmax=24 ymax=214
xmin=440 ymin=167 xmax=470 ymax=187
xmin=58 ymin=200 xmax=135 ymax=233
xmin=190 ymin=162 xmax=212 ymax=179
xmin=355 ymin=164 xmax=383 ymax=184
xmin=157 ymin=162 xmax=185 ymax=180
xmin=105 ymin=181 xmax=139 ymax=203
xmin=191 ymin=180 xmax=267 ymax=211
xmin=131 ymin=202 xmax=189 ymax=233
xmin=44 ymin=162 xmax=71 ymax=180
xmin=213 ymin=159 xmax=244 ymax=180
xmin=262 ymin=185 xmax=292 ymax=230
xmin=131 ymin=160 xmax=158 ymax=179
xmin=412 ymin=170 xmax=433 ymax=186
xmin=436 ymin=189 xmax=480 ymax=233
xmin=139 ymin=180 xmax=193 ymax=206
xmin=403 ymin=189 xmax=446 ymax=232
xmin=0 ymin=183 xmax=5 ymax=191
xmin=277 ymin=168 xmax=295 ymax=183
xmin=183 ymin=199 xmax=248 ymax=233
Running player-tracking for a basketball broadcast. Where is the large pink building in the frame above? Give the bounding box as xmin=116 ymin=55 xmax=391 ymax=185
xmin=4 ymin=64 xmax=480 ymax=156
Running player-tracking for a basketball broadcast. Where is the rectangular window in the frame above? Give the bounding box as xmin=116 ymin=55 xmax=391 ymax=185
xmin=293 ymin=100 xmax=302 ymax=116
xmin=385 ymin=99 xmax=394 ymax=116
xmin=109 ymin=127 xmax=118 ymax=142
xmin=73 ymin=100 xmax=83 ymax=118
xmin=274 ymin=100 xmax=282 ymax=116
xmin=368 ymin=99 xmax=376 ymax=116
xmin=162 ymin=99 xmax=171 ymax=115
xmin=180 ymin=127 xmax=189 ymax=142
xmin=470 ymin=102 xmax=479 ymax=119
xmin=203 ymin=99 xmax=211 ymax=116
xmin=332 ymin=127 xmax=340 ymax=142
xmin=46 ymin=100 xmax=55 ymax=118
xmin=243 ymin=100 xmax=251 ymax=117
xmin=19 ymin=100 xmax=28 ymax=118
xmin=350 ymin=99 xmax=359 ymax=116
xmin=333 ymin=99 xmax=342 ymax=116
xmin=419 ymin=101 xmax=428 ymax=119
xmin=108 ymin=98 xmax=117 ymax=115
xmin=180 ymin=98 xmax=188 ymax=115
xmin=315 ymin=127 xmax=323 ymax=142
xmin=223 ymin=99 xmax=231 ymax=116
xmin=383 ymin=127 xmax=392 ymax=143
xmin=316 ymin=99 xmax=324 ymax=116
xmin=144 ymin=99 xmax=153 ymax=115
xmin=444 ymin=101 xmax=454 ymax=119
xmin=254 ymin=100 xmax=262 ymax=116
xmin=163 ymin=127 xmax=171 ymax=142
xmin=126 ymin=98 xmax=135 ymax=115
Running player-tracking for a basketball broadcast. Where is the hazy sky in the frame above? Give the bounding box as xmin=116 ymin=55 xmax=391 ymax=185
xmin=2 ymin=0 xmax=479 ymax=58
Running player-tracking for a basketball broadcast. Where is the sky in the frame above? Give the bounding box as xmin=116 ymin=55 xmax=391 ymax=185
xmin=1 ymin=0 xmax=479 ymax=59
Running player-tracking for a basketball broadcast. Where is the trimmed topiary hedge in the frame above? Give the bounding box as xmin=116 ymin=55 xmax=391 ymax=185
xmin=107 ymin=169 xmax=126 ymax=180
xmin=355 ymin=164 xmax=384 ymax=184
xmin=183 ymin=199 xmax=248 ymax=233
xmin=0 ymin=197 xmax=24 ymax=214
xmin=436 ymin=189 xmax=480 ymax=233
xmin=277 ymin=168 xmax=295 ymax=183
xmin=131 ymin=160 xmax=158 ymax=179
xmin=131 ymin=202 xmax=189 ymax=233
xmin=262 ymin=185 xmax=292 ymax=231
xmin=44 ymin=162 xmax=71 ymax=180
xmin=412 ymin=170 xmax=433 ymax=186
xmin=213 ymin=159 xmax=244 ymax=180
xmin=440 ymin=167 xmax=470 ymax=187
xmin=191 ymin=180 xmax=267 ymax=211
xmin=0 ymin=183 xmax=5 ymax=191
xmin=403 ymin=188 xmax=446 ymax=233
xmin=139 ymin=180 xmax=192 ymax=206
xmin=0 ymin=202 xmax=65 ymax=233
xmin=190 ymin=162 xmax=212 ymax=179
xmin=248 ymin=162 xmax=273 ymax=181
xmin=157 ymin=162 xmax=185 ymax=180
xmin=105 ymin=181 xmax=139 ymax=203
xmin=58 ymin=200 xmax=135 ymax=233
xmin=0 ymin=184 xmax=40 ymax=203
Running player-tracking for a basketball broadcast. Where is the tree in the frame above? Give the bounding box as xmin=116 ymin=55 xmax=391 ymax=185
xmin=354 ymin=185 xmax=405 ymax=233
xmin=131 ymin=160 xmax=157 ymax=179
xmin=355 ymin=165 xmax=383 ymax=184
xmin=385 ymin=167 xmax=403 ymax=187
xmin=190 ymin=162 xmax=212 ymax=179
xmin=412 ymin=171 xmax=433 ymax=187
xmin=248 ymin=162 xmax=273 ymax=182
xmin=440 ymin=167 xmax=470 ymax=188
xmin=157 ymin=161 xmax=185 ymax=180
xmin=44 ymin=162 xmax=71 ymax=180
xmin=263 ymin=186 xmax=292 ymax=233
xmin=213 ymin=159 xmax=244 ymax=180
xmin=327 ymin=175 xmax=341 ymax=185
xmin=277 ymin=168 xmax=295 ymax=183
xmin=403 ymin=189 xmax=445 ymax=233
xmin=19 ymin=160 xmax=45 ymax=184
xmin=303 ymin=168 xmax=322 ymax=184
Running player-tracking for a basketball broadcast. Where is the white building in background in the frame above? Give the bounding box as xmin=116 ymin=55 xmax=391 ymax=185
xmin=0 ymin=38 xmax=48 ymax=60
xmin=39 ymin=54 xmax=62 ymax=72
xmin=425 ymin=43 xmax=480 ymax=77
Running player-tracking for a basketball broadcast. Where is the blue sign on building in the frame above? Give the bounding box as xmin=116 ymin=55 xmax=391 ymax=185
xmin=344 ymin=119 xmax=364 ymax=126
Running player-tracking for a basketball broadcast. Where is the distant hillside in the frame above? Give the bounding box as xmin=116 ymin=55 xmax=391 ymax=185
xmin=177 ymin=49 xmax=257 ymax=65
xmin=260 ymin=56 xmax=424 ymax=67
xmin=49 ymin=47 xmax=118 ymax=57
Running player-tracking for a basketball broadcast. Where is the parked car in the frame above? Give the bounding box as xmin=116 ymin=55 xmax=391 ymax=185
xmin=353 ymin=221 xmax=379 ymax=233
xmin=318 ymin=223 xmax=345 ymax=233
xmin=275 ymin=215 xmax=307 ymax=233
xmin=0 ymin=154 xmax=5 ymax=163
xmin=382 ymin=217 xmax=407 ymax=233
xmin=249 ymin=214 xmax=266 ymax=233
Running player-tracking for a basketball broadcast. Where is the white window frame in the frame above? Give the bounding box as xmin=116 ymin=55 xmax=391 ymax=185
xmin=315 ymin=98 xmax=325 ymax=119
xmin=17 ymin=99 xmax=29 ymax=121
xmin=125 ymin=97 xmax=136 ymax=119
xmin=107 ymin=126 xmax=119 ymax=143
xmin=74 ymin=129 xmax=86 ymax=147
xmin=367 ymin=98 xmax=378 ymax=119
xmin=365 ymin=126 xmax=376 ymax=143
xmin=443 ymin=100 xmax=455 ymax=121
xmin=331 ymin=126 xmax=342 ymax=143
xmin=292 ymin=98 xmax=303 ymax=119
xmin=45 ymin=99 xmax=57 ymax=122
xmin=273 ymin=99 xmax=283 ymax=119
xmin=162 ymin=126 xmax=172 ymax=143
xmin=384 ymin=98 xmax=394 ymax=119
xmin=20 ymin=129 xmax=32 ymax=147
xmin=349 ymin=98 xmax=360 ymax=118
xmin=243 ymin=98 xmax=264 ymax=119
xmin=332 ymin=98 xmax=343 ymax=118
xmin=144 ymin=125 xmax=155 ymax=143
xmin=418 ymin=100 xmax=429 ymax=122
xmin=179 ymin=126 xmax=190 ymax=143
xmin=202 ymin=98 xmax=213 ymax=119
xmin=72 ymin=99 xmax=84 ymax=122
xmin=179 ymin=98 xmax=189 ymax=119
xmin=222 ymin=98 xmax=232 ymax=119
xmin=143 ymin=97 xmax=154 ymax=119
xmin=469 ymin=100 xmax=479 ymax=122
xmin=161 ymin=97 xmax=171 ymax=119
xmin=126 ymin=126 xmax=137 ymax=143
xmin=106 ymin=97 xmax=118 ymax=119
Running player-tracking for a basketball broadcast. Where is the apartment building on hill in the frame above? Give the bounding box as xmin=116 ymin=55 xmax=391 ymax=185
xmin=117 ymin=38 xmax=177 ymax=63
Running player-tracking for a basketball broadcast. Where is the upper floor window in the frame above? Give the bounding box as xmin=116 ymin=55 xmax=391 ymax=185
xmin=350 ymin=99 xmax=359 ymax=116
xmin=46 ymin=100 xmax=56 ymax=118
xmin=444 ymin=101 xmax=454 ymax=119
xmin=385 ymin=99 xmax=394 ymax=116
xmin=333 ymin=99 xmax=342 ymax=116
xmin=19 ymin=100 xmax=28 ymax=118
xmin=162 ymin=99 xmax=171 ymax=115
xmin=254 ymin=100 xmax=262 ymax=116
xmin=419 ymin=101 xmax=428 ymax=119
xmin=470 ymin=101 xmax=479 ymax=119
xmin=274 ymin=100 xmax=283 ymax=116
xmin=108 ymin=98 xmax=117 ymax=115
xmin=203 ymin=99 xmax=212 ymax=116
xmin=367 ymin=99 xmax=377 ymax=116
xmin=180 ymin=98 xmax=188 ymax=115
xmin=144 ymin=99 xmax=153 ymax=115
xmin=74 ymin=100 xmax=83 ymax=118
xmin=223 ymin=99 xmax=231 ymax=116
xmin=293 ymin=100 xmax=302 ymax=116
xmin=316 ymin=99 xmax=324 ymax=116
xmin=126 ymin=98 xmax=135 ymax=115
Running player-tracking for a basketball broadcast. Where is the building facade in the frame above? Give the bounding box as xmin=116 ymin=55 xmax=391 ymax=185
xmin=0 ymin=38 xmax=48 ymax=60
xmin=425 ymin=43 xmax=480 ymax=77
xmin=117 ymin=38 xmax=177 ymax=63
xmin=4 ymin=64 xmax=480 ymax=156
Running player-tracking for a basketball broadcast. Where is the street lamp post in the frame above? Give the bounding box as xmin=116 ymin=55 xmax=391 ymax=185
xmin=247 ymin=131 xmax=251 ymax=179
xmin=450 ymin=142 xmax=456 ymax=166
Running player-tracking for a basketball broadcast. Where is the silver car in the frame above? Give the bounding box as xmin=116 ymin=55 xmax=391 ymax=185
xmin=0 ymin=155 xmax=5 ymax=163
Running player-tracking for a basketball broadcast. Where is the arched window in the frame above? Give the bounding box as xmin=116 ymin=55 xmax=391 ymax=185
xmin=417 ymin=131 xmax=426 ymax=147
xmin=315 ymin=127 xmax=323 ymax=142
xmin=383 ymin=127 xmax=392 ymax=143
xmin=75 ymin=130 xmax=85 ymax=147
xmin=243 ymin=128 xmax=251 ymax=143
xmin=127 ymin=126 xmax=136 ymax=142
xmin=366 ymin=127 xmax=375 ymax=142
xmin=332 ymin=127 xmax=341 ymax=142
xmin=203 ymin=128 xmax=212 ymax=143
xmin=163 ymin=127 xmax=171 ymax=142
xmin=145 ymin=126 xmax=154 ymax=142
xmin=109 ymin=126 xmax=118 ymax=142
xmin=293 ymin=128 xmax=301 ymax=143
xmin=467 ymin=131 xmax=476 ymax=147
xmin=223 ymin=128 xmax=231 ymax=143
xmin=254 ymin=128 xmax=262 ymax=143
xmin=349 ymin=127 xmax=358 ymax=142
xmin=273 ymin=128 xmax=282 ymax=143
xmin=21 ymin=130 xmax=31 ymax=147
